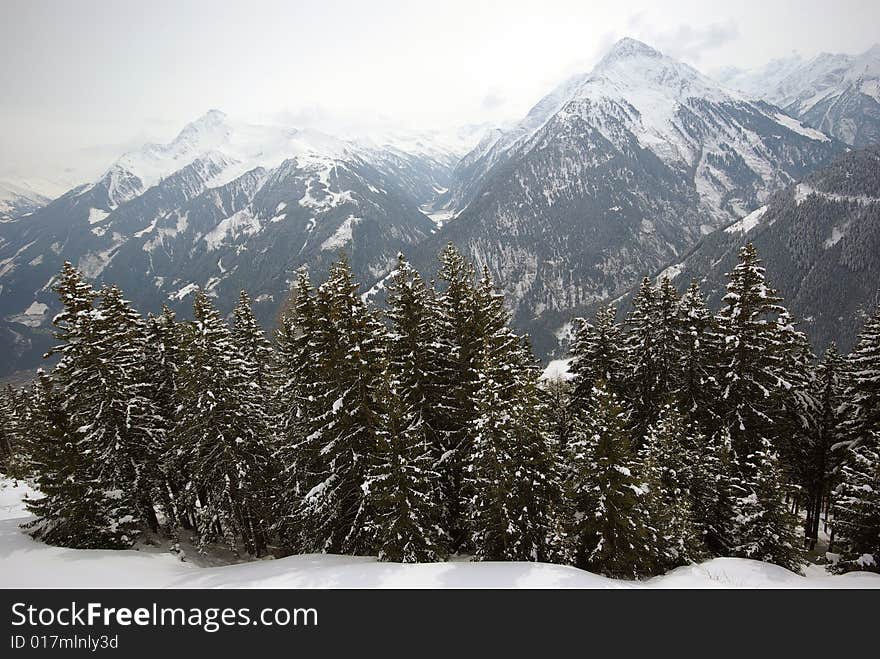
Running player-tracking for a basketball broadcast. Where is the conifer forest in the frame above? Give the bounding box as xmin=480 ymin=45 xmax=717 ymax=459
xmin=1 ymin=242 xmax=878 ymax=579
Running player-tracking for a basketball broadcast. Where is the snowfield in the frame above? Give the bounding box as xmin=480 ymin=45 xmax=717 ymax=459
xmin=1 ymin=478 xmax=876 ymax=589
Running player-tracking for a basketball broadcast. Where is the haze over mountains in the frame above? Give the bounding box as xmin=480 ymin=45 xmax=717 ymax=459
xmin=1 ymin=37 xmax=878 ymax=377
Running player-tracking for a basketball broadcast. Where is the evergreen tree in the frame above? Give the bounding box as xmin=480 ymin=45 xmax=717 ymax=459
xmin=842 ymin=302 xmax=880 ymax=449
xmin=432 ymin=243 xmax=482 ymax=548
xmin=832 ymin=431 xmax=880 ymax=572
xmin=638 ymin=404 xmax=702 ymax=570
xmin=273 ymin=268 xmax=321 ymax=546
xmin=568 ymin=304 xmax=623 ymax=410
xmin=465 ymin=274 xmax=565 ymax=562
xmin=383 ymin=255 xmax=447 ymax=495
xmin=689 ymin=429 xmax=741 ymax=556
xmin=715 ymin=244 xmax=788 ymax=457
xmin=734 ymin=438 xmax=803 ymax=572
xmin=623 ymin=277 xmax=679 ymax=443
xmin=568 ymin=380 xmax=654 ymax=578
xmin=77 ymin=285 xmax=165 ymax=534
xmin=175 ymin=290 xmax=275 ymax=556
xmin=25 ymin=371 xmax=137 ymax=548
xmin=675 ymin=281 xmax=722 ymax=432
xmin=143 ymin=306 xmax=189 ymax=530
xmin=358 ymin=254 xmax=449 ymax=560
xmin=773 ymin=310 xmax=818 ymax=484
xmin=0 ymin=386 xmax=17 ymax=473
xmin=362 ymin=383 xmax=446 ymax=562
xmin=295 ymin=257 xmax=386 ymax=555
xmin=232 ymin=290 xmax=275 ymax=400
xmin=798 ymin=344 xmax=847 ymax=550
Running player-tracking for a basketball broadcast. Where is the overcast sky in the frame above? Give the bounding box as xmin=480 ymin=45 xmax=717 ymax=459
xmin=1 ymin=0 xmax=878 ymax=188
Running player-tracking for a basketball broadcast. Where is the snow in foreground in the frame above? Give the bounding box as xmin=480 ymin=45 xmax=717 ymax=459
xmin=1 ymin=478 xmax=877 ymax=589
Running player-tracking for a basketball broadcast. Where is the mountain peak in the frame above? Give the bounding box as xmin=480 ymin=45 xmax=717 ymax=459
xmin=599 ymin=38 xmax=662 ymax=64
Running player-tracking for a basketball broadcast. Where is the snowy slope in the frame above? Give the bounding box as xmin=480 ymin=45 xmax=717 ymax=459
xmin=1 ymin=478 xmax=876 ymax=589
xmin=414 ymin=37 xmax=843 ymax=357
xmin=0 ymin=109 xmax=459 ymax=376
xmin=0 ymin=180 xmax=51 ymax=220
xmin=717 ymin=45 xmax=880 ymax=147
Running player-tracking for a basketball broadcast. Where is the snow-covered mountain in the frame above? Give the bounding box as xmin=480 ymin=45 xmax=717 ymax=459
xmin=413 ymin=38 xmax=844 ymax=355
xmin=0 ymin=110 xmax=464 ymax=376
xmin=716 ymin=45 xmax=880 ymax=147
xmin=636 ymin=146 xmax=880 ymax=354
xmin=0 ymin=38 xmax=856 ymax=374
xmin=0 ymin=180 xmax=51 ymax=221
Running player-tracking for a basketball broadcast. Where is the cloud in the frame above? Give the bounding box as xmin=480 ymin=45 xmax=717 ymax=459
xmin=630 ymin=18 xmax=741 ymax=64
xmin=481 ymin=90 xmax=506 ymax=111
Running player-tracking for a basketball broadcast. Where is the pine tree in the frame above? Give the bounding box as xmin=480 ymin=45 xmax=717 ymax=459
xmin=143 ymin=306 xmax=189 ymax=530
xmin=432 ymin=243 xmax=482 ymax=548
xmin=33 ymin=266 xmax=148 ymax=547
xmin=689 ymin=429 xmax=741 ymax=556
xmin=273 ymin=268 xmax=321 ymax=547
xmin=773 ymin=310 xmax=818 ymax=487
xmin=715 ymin=244 xmax=788 ymax=457
xmin=295 ymin=257 xmax=386 ymax=555
xmin=1 ymin=385 xmax=30 ymax=478
xmin=25 ymin=371 xmax=137 ymax=548
xmin=383 ymin=255 xmax=447 ymax=495
xmin=832 ymin=431 xmax=880 ymax=572
xmin=362 ymin=383 xmax=446 ymax=562
xmin=842 ymin=302 xmax=880 ymax=449
xmin=638 ymin=404 xmax=702 ymax=570
xmin=675 ymin=281 xmax=722 ymax=432
xmin=77 ymin=285 xmax=165 ymax=534
xmin=568 ymin=304 xmax=623 ymax=410
xmin=568 ymin=380 xmax=654 ymax=578
xmin=175 ymin=290 xmax=275 ymax=556
xmin=357 ymin=253 xmax=448 ymax=560
xmin=0 ymin=386 xmax=17 ymax=473
xmin=465 ymin=273 xmax=565 ymax=562
xmin=798 ymin=345 xmax=847 ymax=550
xmin=734 ymin=438 xmax=803 ymax=572
xmin=622 ymin=277 xmax=678 ymax=443
xmin=232 ymin=290 xmax=275 ymax=400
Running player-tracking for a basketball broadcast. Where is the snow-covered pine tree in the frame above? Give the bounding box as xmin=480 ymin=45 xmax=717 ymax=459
xmin=232 ymin=290 xmax=275 ymax=401
xmin=568 ymin=380 xmax=654 ymax=578
xmin=2 ymin=385 xmax=33 ymax=479
xmin=0 ymin=385 xmax=17 ymax=473
xmin=734 ymin=438 xmax=803 ymax=572
xmin=432 ymin=243 xmax=482 ymax=548
xmin=143 ymin=306 xmax=189 ymax=530
xmin=383 ymin=255 xmax=447 ymax=495
xmin=715 ymin=244 xmax=788 ymax=458
xmin=75 ymin=285 xmax=166 ymax=534
xmin=832 ymin=431 xmax=880 ymax=572
xmin=358 ymin=253 xmax=449 ymax=559
xmin=174 ymin=289 xmax=276 ymax=556
xmin=568 ymin=304 xmax=623 ymax=411
xmin=295 ymin=256 xmax=387 ymax=555
xmin=273 ymin=268 xmax=321 ymax=547
xmin=798 ymin=344 xmax=847 ymax=550
xmin=36 ymin=265 xmax=145 ymax=547
xmin=675 ymin=281 xmax=722 ymax=433
xmin=772 ymin=310 xmax=818 ymax=489
xmin=622 ymin=277 xmax=669 ymax=444
xmin=362 ymin=381 xmax=446 ymax=562
xmin=688 ymin=429 xmax=741 ymax=556
xmin=465 ymin=271 xmax=566 ymax=562
xmin=25 ymin=370 xmax=136 ymax=548
xmin=655 ymin=275 xmax=683 ymax=391
xmin=842 ymin=301 xmax=880 ymax=450
xmin=638 ymin=404 xmax=702 ymax=570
